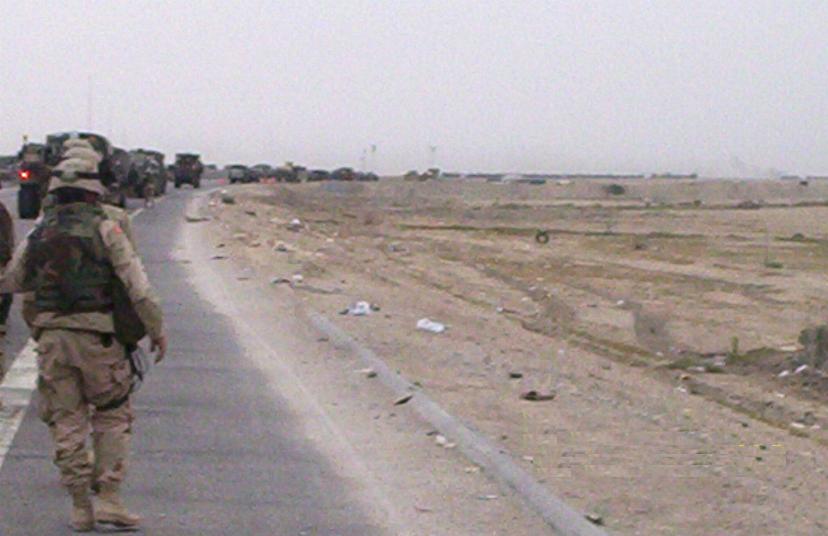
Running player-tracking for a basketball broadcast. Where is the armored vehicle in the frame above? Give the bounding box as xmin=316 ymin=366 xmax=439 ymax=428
xmin=173 ymin=153 xmax=203 ymax=188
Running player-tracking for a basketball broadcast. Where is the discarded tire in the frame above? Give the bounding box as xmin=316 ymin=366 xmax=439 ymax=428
xmin=535 ymin=230 xmax=550 ymax=244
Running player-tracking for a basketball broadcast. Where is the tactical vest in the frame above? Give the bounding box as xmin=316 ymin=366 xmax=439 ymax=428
xmin=25 ymin=203 xmax=114 ymax=314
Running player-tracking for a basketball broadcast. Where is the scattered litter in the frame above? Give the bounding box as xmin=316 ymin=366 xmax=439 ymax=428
xmin=244 ymin=209 xmax=256 ymax=216
xmin=417 ymin=318 xmax=446 ymax=333
xmin=220 ymin=193 xmax=236 ymax=204
xmin=274 ymin=243 xmax=289 ymax=252
xmin=435 ymin=435 xmax=448 ymax=446
xmin=780 ymin=345 xmax=799 ymax=352
xmin=292 ymin=274 xmax=304 ymax=284
xmin=414 ymin=506 xmax=433 ymax=514
xmin=522 ymin=455 xmax=535 ymax=462
xmin=464 ymin=466 xmax=480 ymax=474
xmin=232 ymin=233 xmax=246 ymax=240
xmin=688 ymin=366 xmax=706 ymax=373
xmin=791 ymin=422 xmax=806 ymax=429
xmin=210 ymin=255 xmax=228 ymax=260
xmin=616 ymin=300 xmax=626 ymax=307
xmin=356 ymin=368 xmax=378 ymax=378
xmin=342 ymin=301 xmax=373 ymax=316
xmin=508 ymin=372 xmax=523 ymax=379
xmin=778 ymin=370 xmax=791 ymax=378
xmin=394 ymin=393 xmax=414 ymax=406
xmin=478 ymin=495 xmax=499 ymax=501
xmin=795 ymin=364 xmax=809 ymax=374
xmin=585 ymin=513 xmax=604 ymax=526
xmin=185 ymin=214 xmax=209 ymax=223
xmin=287 ymin=218 xmax=303 ymax=231
xmin=270 ymin=277 xmax=291 ymax=285
xmin=535 ymin=230 xmax=550 ymax=244
xmin=520 ymin=390 xmax=556 ymax=402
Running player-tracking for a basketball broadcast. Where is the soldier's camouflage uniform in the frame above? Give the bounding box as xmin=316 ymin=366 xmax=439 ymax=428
xmin=0 ymin=200 xmax=163 ymax=518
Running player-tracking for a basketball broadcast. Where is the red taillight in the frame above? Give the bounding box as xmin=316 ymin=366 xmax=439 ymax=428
xmin=19 ymin=170 xmax=31 ymax=181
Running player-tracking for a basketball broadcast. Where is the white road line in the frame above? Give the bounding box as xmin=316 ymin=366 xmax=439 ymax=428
xmin=0 ymin=203 xmax=148 ymax=471
xmin=0 ymin=341 xmax=38 ymax=469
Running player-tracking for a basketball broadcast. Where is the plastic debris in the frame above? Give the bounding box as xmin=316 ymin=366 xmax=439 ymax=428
xmin=795 ymin=364 xmax=808 ymax=374
xmin=342 ymin=301 xmax=372 ymax=316
xmin=416 ymin=318 xmax=446 ymax=333
xmin=287 ymin=218 xmax=303 ymax=231
xmin=394 ymin=393 xmax=414 ymax=406
xmin=778 ymin=370 xmax=791 ymax=378
xmin=508 ymin=372 xmax=523 ymax=379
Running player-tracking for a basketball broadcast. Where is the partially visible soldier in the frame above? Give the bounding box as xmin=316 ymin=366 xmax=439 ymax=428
xmin=0 ymin=150 xmax=166 ymax=532
xmin=0 ymin=199 xmax=13 ymax=400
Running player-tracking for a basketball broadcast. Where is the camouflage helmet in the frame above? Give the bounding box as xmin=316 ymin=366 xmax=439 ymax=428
xmin=48 ymin=151 xmax=106 ymax=196
xmin=62 ymin=138 xmax=102 ymax=165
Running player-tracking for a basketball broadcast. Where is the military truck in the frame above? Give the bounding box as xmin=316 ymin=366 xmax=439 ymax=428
xmin=227 ymin=164 xmax=256 ymax=184
xmin=16 ymin=142 xmax=50 ymax=219
xmin=129 ymin=149 xmax=168 ymax=197
xmin=173 ymin=153 xmax=203 ymax=188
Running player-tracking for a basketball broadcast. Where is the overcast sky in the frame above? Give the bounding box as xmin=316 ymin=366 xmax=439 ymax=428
xmin=1 ymin=1 xmax=827 ymax=176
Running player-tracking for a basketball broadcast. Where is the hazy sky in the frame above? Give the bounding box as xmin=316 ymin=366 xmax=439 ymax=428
xmin=2 ymin=1 xmax=827 ymax=175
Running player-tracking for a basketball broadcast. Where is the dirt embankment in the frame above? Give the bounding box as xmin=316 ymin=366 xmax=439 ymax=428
xmin=203 ymin=178 xmax=828 ymax=535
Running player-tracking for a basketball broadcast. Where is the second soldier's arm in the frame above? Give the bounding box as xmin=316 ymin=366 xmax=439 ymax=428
xmin=0 ymin=237 xmax=34 ymax=294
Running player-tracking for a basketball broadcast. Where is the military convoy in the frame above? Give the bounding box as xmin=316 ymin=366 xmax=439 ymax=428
xmin=8 ymin=131 xmax=381 ymax=220
xmin=10 ymin=131 xmax=193 ymax=219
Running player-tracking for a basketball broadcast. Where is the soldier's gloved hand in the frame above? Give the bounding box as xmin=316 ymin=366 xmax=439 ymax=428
xmin=151 ymin=335 xmax=167 ymax=363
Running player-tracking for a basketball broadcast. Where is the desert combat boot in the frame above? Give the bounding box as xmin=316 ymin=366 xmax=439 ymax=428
xmin=95 ymin=483 xmax=141 ymax=530
xmin=69 ymin=485 xmax=95 ymax=532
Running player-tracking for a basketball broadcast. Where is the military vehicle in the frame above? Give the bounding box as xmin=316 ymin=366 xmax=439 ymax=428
xmin=129 ymin=149 xmax=168 ymax=197
xmin=332 ymin=167 xmax=356 ymax=181
xmin=107 ymin=147 xmax=132 ymax=207
xmin=16 ymin=142 xmax=49 ymax=219
xmin=17 ymin=132 xmax=120 ymax=218
xmin=227 ymin=165 xmax=256 ymax=184
xmin=251 ymin=164 xmax=273 ymax=180
xmin=307 ymin=169 xmax=331 ymax=182
xmin=172 ymin=153 xmax=203 ymax=188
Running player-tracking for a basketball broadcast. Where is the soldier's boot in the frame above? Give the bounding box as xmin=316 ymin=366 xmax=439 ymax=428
xmin=95 ymin=482 xmax=141 ymax=530
xmin=68 ymin=485 xmax=95 ymax=532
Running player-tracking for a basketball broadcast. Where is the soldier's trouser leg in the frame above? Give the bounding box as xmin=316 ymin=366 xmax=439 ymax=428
xmin=36 ymin=334 xmax=92 ymax=490
xmin=36 ymin=330 xmax=133 ymax=490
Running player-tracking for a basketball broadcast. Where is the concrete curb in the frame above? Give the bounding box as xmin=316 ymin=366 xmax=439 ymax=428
xmin=308 ymin=313 xmax=608 ymax=536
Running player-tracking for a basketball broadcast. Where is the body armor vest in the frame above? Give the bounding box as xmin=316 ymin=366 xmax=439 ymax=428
xmin=25 ymin=203 xmax=113 ymax=314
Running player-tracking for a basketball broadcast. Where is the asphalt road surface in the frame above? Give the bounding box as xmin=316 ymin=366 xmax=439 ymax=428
xmin=0 ymin=186 xmax=385 ymax=535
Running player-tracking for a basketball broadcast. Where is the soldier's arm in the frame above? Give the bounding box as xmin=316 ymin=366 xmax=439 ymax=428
xmin=0 ymin=237 xmax=32 ymax=294
xmin=99 ymin=220 xmax=164 ymax=340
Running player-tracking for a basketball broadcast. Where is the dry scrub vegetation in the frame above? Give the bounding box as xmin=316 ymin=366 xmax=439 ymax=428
xmin=207 ymin=178 xmax=828 ymax=535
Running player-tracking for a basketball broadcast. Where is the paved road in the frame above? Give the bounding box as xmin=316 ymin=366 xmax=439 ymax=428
xmin=0 ymin=186 xmax=384 ymax=535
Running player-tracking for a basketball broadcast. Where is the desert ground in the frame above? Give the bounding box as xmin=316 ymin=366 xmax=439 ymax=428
xmin=205 ymin=177 xmax=828 ymax=535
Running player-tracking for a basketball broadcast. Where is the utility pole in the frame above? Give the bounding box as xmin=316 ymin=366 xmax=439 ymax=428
xmin=86 ymin=75 xmax=94 ymax=130
xmin=428 ymin=145 xmax=438 ymax=169
xmin=359 ymin=148 xmax=367 ymax=171
xmin=370 ymin=144 xmax=377 ymax=172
